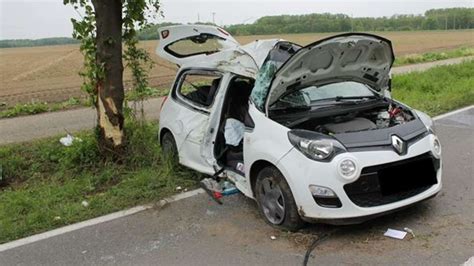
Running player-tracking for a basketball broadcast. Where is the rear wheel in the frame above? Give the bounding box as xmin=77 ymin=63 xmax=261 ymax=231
xmin=255 ymin=166 xmax=305 ymax=231
xmin=161 ymin=131 xmax=178 ymax=165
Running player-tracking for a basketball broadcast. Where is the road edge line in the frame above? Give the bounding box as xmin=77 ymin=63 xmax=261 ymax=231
xmin=433 ymin=105 xmax=473 ymax=121
xmin=0 ymin=188 xmax=204 ymax=252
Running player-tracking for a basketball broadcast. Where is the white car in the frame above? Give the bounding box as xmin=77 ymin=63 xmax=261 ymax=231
xmin=157 ymin=25 xmax=442 ymax=230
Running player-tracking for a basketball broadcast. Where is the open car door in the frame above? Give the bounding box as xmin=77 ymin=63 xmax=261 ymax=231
xmin=157 ymin=25 xmax=240 ymax=66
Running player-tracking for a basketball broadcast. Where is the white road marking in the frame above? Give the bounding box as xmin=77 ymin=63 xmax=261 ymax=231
xmin=433 ymin=105 xmax=473 ymax=121
xmin=1 ymin=105 xmax=473 ymax=252
xmin=0 ymin=188 xmax=204 ymax=252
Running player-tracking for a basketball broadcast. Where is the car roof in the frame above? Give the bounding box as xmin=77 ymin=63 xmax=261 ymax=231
xmin=179 ymin=39 xmax=284 ymax=78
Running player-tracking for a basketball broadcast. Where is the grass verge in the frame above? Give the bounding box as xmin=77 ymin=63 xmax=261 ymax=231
xmin=0 ymin=87 xmax=169 ymax=119
xmin=0 ymin=121 xmax=202 ymax=244
xmin=392 ymin=59 xmax=474 ymax=116
xmin=0 ymin=97 xmax=86 ymax=118
xmin=394 ymin=46 xmax=474 ymax=66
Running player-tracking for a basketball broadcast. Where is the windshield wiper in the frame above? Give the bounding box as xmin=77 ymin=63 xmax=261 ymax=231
xmin=269 ymin=105 xmax=311 ymax=112
xmin=334 ymin=95 xmax=378 ymax=101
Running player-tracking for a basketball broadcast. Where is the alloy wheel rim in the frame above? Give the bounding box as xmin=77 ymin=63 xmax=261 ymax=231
xmin=260 ymin=177 xmax=285 ymax=224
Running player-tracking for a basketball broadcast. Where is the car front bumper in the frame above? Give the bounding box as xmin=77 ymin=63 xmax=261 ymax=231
xmin=276 ymin=133 xmax=442 ymax=223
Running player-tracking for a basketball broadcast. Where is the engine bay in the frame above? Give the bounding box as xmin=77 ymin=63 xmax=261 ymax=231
xmin=286 ymin=101 xmax=415 ymax=134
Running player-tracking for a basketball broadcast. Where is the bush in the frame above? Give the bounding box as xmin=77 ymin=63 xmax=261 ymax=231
xmin=59 ymin=133 xmax=101 ymax=171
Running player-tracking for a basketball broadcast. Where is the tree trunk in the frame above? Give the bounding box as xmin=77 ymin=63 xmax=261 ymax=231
xmin=92 ymin=0 xmax=125 ymax=157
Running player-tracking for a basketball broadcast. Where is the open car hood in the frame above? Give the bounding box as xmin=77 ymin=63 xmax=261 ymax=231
xmin=266 ymin=33 xmax=394 ymax=108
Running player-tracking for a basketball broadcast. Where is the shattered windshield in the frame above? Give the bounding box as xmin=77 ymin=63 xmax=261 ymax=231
xmin=250 ymin=42 xmax=300 ymax=110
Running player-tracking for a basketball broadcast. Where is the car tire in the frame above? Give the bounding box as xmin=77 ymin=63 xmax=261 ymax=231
xmin=161 ymin=131 xmax=178 ymax=165
xmin=255 ymin=166 xmax=305 ymax=231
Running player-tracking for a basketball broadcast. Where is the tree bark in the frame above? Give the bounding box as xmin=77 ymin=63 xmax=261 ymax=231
xmin=92 ymin=0 xmax=125 ymax=157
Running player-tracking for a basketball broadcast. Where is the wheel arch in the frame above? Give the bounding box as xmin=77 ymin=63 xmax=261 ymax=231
xmin=159 ymin=127 xmax=172 ymax=145
xmin=249 ymin=160 xmax=277 ymax=197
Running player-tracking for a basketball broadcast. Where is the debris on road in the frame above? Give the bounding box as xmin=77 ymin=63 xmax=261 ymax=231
xmin=200 ymin=178 xmax=223 ymax=204
xmin=404 ymin=227 xmax=415 ymax=238
xmin=384 ymin=228 xmax=407 ymax=240
xmin=270 ymin=235 xmax=277 ymax=240
xmin=59 ymin=133 xmax=81 ymax=146
xmin=200 ymin=178 xmax=241 ymax=204
xmin=221 ymin=181 xmax=239 ymax=196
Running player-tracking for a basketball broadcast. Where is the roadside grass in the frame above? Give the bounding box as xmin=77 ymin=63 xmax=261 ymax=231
xmin=125 ymin=86 xmax=169 ymax=101
xmin=0 ymin=97 xmax=86 ymax=118
xmin=0 ymin=87 xmax=169 ymax=119
xmin=0 ymin=121 xmax=202 ymax=243
xmin=394 ymin=46 xmax=474 ymax=66
xmin=392 ymin=59 xmax=474 ymax=116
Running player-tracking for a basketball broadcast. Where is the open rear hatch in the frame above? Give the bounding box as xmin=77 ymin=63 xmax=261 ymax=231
xmin=156 ymin=25 xmax=240 ymax=66
xmin=265 ymin=33 xmax=395 ymax=110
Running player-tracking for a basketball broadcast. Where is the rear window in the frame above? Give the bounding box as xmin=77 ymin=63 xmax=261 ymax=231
xmin=165 ymin=34 xmax=226 ymax=58
xmin=176 ymin=72 xmax=222 ymax=108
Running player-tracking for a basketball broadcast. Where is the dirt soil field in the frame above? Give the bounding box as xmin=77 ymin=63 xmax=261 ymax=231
xmin=1 ymin=30 xmax=473 ymax=107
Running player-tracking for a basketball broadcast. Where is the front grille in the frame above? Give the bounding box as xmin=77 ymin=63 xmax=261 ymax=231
xmin=344 ymin=152 xmax=439 ymax=207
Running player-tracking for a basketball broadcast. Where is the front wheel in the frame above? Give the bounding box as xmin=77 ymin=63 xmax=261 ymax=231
xmin=255 ymin=166 xmax=305 ymax=231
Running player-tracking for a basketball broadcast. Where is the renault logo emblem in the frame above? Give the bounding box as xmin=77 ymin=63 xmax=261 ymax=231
xmin=391 ymin=135 xmax=406 ymax=155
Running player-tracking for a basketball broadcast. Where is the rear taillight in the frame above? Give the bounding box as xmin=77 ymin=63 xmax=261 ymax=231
xmin=160 ymin=96 xmax=168 ymax=111
xmin=161 ymin=30 xmax=169 ymax=39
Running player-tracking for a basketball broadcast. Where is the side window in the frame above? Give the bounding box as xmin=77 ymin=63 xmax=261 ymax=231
xmin=176 ymin=71 xmax=222 ymax=108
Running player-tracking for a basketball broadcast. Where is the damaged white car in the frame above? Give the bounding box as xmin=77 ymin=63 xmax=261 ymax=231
xmin=157 ymin=25 xmax=442 ymax=230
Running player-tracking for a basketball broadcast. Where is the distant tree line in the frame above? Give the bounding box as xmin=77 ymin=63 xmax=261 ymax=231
xmin=0 ymin=37 xmax=78 ymax=48
xmin=1 ymin=8 xmax=472 ymax=48
xmin=225 ymin=8 xmax=474 ymax=35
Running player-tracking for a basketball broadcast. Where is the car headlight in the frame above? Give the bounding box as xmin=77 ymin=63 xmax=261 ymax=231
xmin=288 ymin=130 xmax=346 ymax=161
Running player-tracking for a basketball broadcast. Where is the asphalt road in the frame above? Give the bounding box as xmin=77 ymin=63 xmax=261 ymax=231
xmin=1 ymin=56 xmax=473 ymax=145
xmin=1 ymin=107 xmax=473 ymax=265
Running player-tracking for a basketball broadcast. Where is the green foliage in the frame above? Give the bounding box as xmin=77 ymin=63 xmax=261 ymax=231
xmin=224 ymin=8 xmax=474 ymax=36
xmin=0 ymin=37 xmax=78 ymax=48
xmin=392 ymin=60 xmax=474 ymax=116
xmin=63 ymin=0 xmax=160 ymax=119
xmin=0 ymin=121 xmax=200 ymax=243
xmin=126 ymin=86 xmax=161 ymax=101
xmin=394 ymin=47 xmax=474 ymax=66
xmin=0 ymin=97 xmax=85 ymax=118
xmin=0 ymin=101 xmax=48 ymax=118
xmin=64 ymin=0 xmax=102 ymax=106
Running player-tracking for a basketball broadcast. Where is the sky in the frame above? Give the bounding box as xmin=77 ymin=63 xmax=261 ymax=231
xmin=0 ymin=0 xmax=472 ymax=40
